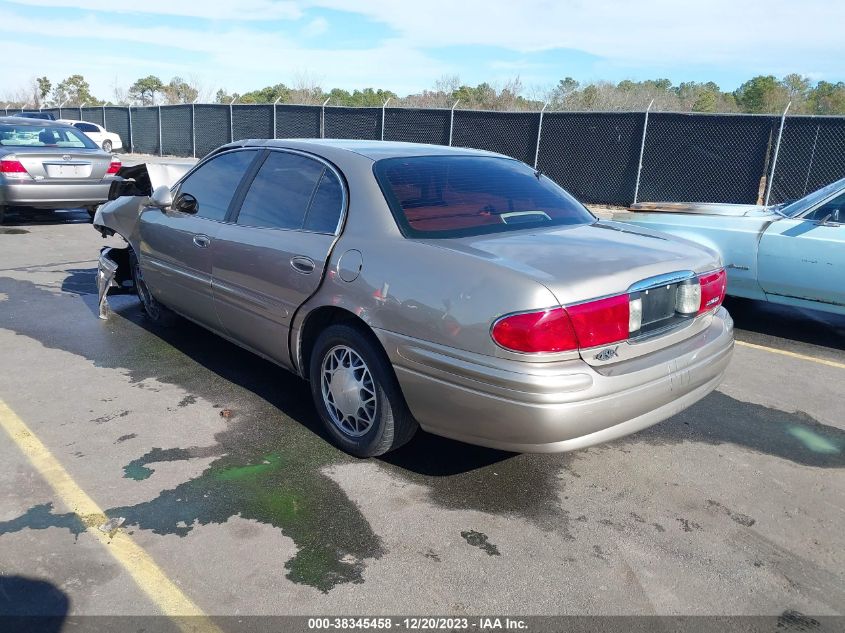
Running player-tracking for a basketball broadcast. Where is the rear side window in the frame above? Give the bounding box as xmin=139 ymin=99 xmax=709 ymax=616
xmin=75 ymin=122 xmax=99 ymax=132
xmin=178 ymin=150 xmax=257 ymax=222
xmin=303 ymin=170 xmax=344 ymax=233
xmin=237 ymin=151 xmax=343 ymax=233
xmin=374 ymin=156 xmax=594 ymax=238
xmin=0 ymin=124 xmax=96 ymax=149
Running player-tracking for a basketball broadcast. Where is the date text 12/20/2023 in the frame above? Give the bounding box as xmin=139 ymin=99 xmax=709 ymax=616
xmin=307 ymin=617 xmax=528 ymax=630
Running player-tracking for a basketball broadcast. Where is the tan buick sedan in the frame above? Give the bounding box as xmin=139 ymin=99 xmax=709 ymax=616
xmin=95 ymin=140 xmax=733 ymax=457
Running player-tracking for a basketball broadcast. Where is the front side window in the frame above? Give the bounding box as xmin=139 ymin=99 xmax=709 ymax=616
xmin=804 ymin=190 xmax=845 ymax=223
xmin=177 ymin=150 xmax=257 ymax=222
xmin=0 ymin=124 xmax=97 ymax=149
xmin=236 ymin=152 xmax=327 ymax=230
xmin=374 ymin=155 xmax=594 ymax=238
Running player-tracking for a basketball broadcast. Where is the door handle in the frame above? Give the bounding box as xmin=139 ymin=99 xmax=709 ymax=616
xmin=192 ymin=234 xmax=211 ymax=248
xmin=290 ymin=256 xmax=316 ymax=274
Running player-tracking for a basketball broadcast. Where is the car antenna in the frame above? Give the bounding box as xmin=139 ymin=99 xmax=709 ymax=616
xmin=534 ymin=168 xmax=542 ymax=180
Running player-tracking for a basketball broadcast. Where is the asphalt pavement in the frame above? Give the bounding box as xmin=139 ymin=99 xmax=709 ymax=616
xmin=0 ymin=205 xmax=843 ymax=623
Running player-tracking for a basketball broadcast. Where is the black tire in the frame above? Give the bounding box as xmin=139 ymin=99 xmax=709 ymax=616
xmin=309 ymin=323 xmax=418 ymax=457
xmin=129 ymin=249 xmax=178 ymax=326
xmin=87 ymin=207 xmax=97 ymax=220
xmin=102 ymin=140 xmax=112 ymax=153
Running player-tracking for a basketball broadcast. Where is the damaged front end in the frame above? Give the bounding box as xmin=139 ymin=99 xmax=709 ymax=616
xmin=97 ymin=246 xmax=133 ymax=319
xmin=94 ymin=162 xmax=190 ymax=319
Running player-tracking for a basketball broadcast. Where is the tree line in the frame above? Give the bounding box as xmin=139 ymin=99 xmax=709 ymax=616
xmin=4 ymin=73 xmax=845 ymax=115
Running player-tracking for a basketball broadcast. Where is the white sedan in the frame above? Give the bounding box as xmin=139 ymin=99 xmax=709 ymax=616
xmin=57 ymin=119 xmax=123 ymax=153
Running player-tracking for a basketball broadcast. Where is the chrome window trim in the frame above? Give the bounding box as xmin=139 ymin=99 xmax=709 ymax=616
xmin=168 ymin=146 xmax=263 ymax=225
xmin=232 ymin=146 xmax=348 ymax=236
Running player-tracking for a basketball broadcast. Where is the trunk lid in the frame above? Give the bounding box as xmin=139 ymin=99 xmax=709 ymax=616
xmin=427 ymin=221 xmax=720 ymax=304
xmin=12 ymin=147 xmax=112 ymax=180
xmin=424 ymin=220 xmax=723 ymax=362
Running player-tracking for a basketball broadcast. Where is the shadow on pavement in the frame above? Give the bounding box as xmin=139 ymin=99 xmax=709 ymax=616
xmin=1 ymin=207 xmax=91 ymax=226
xmin=0 ymin=575 xmax=69 ymax=633
xmin=725 ymin=296 xmax=845 ymax=351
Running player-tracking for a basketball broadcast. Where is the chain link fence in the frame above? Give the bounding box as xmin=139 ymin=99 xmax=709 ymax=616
xmin=768 ymin=116 xmax=845 ymax=204
xmin=638 ymin=113 xmax=778 ymax=204
xmin=4 ymin=104 xmax=845 ymax=206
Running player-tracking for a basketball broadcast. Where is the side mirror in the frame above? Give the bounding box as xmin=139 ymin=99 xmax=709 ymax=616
xmin=813 ymin=209 xmax=841 ymax=226
xmin=148 ymin=185 xmax=173 ymax=211
xmin=172 ymin=192 xmax=198 ymax=215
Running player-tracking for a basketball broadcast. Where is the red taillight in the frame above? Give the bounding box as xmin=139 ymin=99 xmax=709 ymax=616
xmin=0 ymin=159 xmax=27 ymax=173
xmin=492 ymin=307 xmax=579 ymax=353
xmin=567 ymin=294 xmax=630 ymax=348
xmin=699 ymin=268 xmax=727 ymax=314
xmin=106 ymin=160 xmax=121 ymax=174
xmin=492 ymin=295 xmax=630 ymax=353
xmin=492 ymin=270 xmax=725 ymax=354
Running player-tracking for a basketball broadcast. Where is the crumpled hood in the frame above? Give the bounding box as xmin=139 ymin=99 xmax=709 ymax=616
xmin=93 ymin=162 xmax=190 ymax=251
xmin=425 ymin=221 xmax=722 ymax=305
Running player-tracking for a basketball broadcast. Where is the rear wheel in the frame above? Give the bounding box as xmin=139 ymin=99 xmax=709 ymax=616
xmin=129 ymin=249 xmax=178 ymax=326
xmin=102 ymin=140 xmax=113 ymax=153
xmin=309 ymin=323 xmax=417 ymax=457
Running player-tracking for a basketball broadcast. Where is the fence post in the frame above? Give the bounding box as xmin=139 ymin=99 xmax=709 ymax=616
xmin=59 ymin=100 xmax=67 ymax=119
xmin=272 ymin=96 xmax=282 ymax=139
xmin=380 ymin=97 xmax=391 ymax=140
xmin=320 ymin=97 xmax=330 ymax=138
xmin=802 ymin=124 xmax=821 ymax=197
xmin=192 ymin=98 xmax=199 ymax=158
xmin=764 ymin=101 xmax=791 ymax=206
xmin=102 ymin=104 xmax=107 ymax=130
xmin=158 ymin=105 xmax=163 ymax=156
xmin=533 ymin=102 xmax=548 ymax=169
xmin=128 ymin=106 xmax=133 ymax=154
xmin=448 ymin=100 xmax=460 ymax=146
xmin=79 ymin=101 xmax=85 ymax=120
xmin=229 ymin=97 xmax=237 ymax=143
xmin=632 ymin=99 xmax=654 ymax=204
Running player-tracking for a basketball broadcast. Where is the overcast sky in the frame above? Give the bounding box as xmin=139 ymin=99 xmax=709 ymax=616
xmin=2 ymin=0 xmax=843 ymax=100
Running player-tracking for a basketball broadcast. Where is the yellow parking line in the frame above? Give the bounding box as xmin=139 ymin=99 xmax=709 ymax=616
xmin=735 ymin=340 xmax=845 ymax=370
xmin=0 ymin=399 xmax=223 ymax=633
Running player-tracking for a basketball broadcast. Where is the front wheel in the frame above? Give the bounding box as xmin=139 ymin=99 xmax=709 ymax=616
xmin=309 ymin=324 xmax=417 ymax=457
xmin=102 ymin=140 xmax=113 ymax=153
xmin=129 ymin=249 xmax=178 ymax=326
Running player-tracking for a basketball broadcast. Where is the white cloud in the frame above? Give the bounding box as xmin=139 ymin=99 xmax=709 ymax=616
xmin=2 ymin=0 xmax=843 ymax=98
xmin=5 ymin=0 xmax=302 ymax=20
xmin=0 ymin=8 xmax=448 ymax=98
xmin=302 ymin=0 xmax=845 ymax=75
xmin=302 ymin=16 xmax=328 ymax=37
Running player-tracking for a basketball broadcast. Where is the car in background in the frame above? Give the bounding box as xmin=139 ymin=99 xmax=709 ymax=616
xmin=10 ymin=112 xmax=56 ymax=121
xmin=0 ymin=116 xmax=121 ymax=223
xmin=612 ymin=177 xmax=845 ymax=316
xmin=57 ymin=119 xmax=123 ymax=153
xmin=95 ymin=139 xmax=733 ymax=457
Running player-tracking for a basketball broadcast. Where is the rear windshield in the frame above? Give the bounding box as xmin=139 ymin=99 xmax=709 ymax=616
xmin=0 ymin=124 xmax=97 ymax=149
xmin=374 ymin=155 xmax=594 ymax=238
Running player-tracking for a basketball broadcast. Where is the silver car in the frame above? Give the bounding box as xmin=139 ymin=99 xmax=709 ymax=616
xmin=95 ymin=140 xmax=734 ymax=457
xmin=0 ymin=116 xmax=121 ymax=223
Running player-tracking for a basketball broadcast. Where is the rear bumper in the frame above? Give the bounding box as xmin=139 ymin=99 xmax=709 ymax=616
xmin=377 ymin=308 xmax=734 ymax=452
xmin=1 ymin=179 xmax=115 ymax=209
